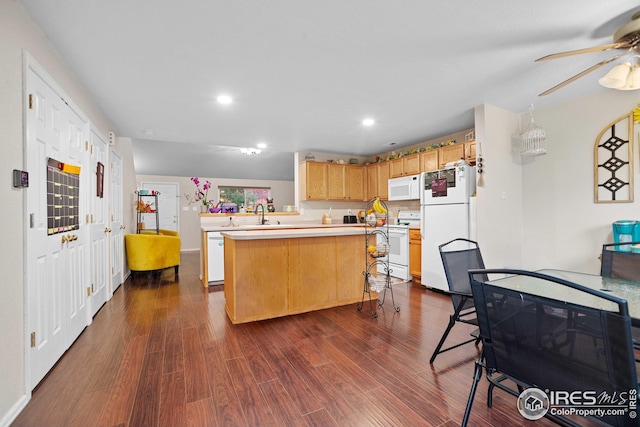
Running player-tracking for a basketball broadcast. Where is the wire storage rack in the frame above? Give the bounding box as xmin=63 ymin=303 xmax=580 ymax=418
xmin=357 ymin=197 xmax=400 ymax=318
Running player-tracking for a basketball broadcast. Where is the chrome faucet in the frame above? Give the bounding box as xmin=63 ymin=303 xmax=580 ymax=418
xmin=255 ymin=203 xmax=268 ymax=225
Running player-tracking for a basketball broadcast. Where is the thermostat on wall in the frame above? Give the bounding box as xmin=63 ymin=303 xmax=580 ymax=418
xmin=13 ymin=169 xmax=29 ymax=188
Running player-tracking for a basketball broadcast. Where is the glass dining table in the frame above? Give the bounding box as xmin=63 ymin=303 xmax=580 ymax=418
xmin=485 ymin=269 xmax=640 ymax=325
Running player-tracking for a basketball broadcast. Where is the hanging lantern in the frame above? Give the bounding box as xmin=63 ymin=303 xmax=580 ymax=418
xmin=520 ymin=105 xmax=547 ymax=157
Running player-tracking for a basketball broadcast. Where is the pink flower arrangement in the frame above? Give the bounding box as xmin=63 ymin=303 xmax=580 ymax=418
xmin=191 ymin=177 xmax=213 ymax=208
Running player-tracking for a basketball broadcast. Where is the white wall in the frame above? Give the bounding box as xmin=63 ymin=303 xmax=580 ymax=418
xmin=476 ymin=90 xmax=640 ymax=274
xmin=474 ymin=104 xmax=524 ymax=269
xmin=0 ymin=2 xmax=131 ymax=424
xmin=520 ymin=90 xmax=640 ymax=274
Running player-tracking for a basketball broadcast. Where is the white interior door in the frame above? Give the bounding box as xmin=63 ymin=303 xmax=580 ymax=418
xmin=141 ymin=182 xmax=179 ymax=231
xmin=25 ymin=60 xmax=90 ymax=388
xmin=89 ymin=127 xmax=110 ymax=316
xmin=110 ymin=150 xmax=124 ymax=290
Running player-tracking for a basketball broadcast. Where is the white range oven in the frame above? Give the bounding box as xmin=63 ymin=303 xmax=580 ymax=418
xmin=382 ymin=210 xmax=420 ymax=281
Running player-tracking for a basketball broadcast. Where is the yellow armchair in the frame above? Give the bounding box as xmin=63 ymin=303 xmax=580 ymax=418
xmin=125 ymin=229 xmax=181 ymax=276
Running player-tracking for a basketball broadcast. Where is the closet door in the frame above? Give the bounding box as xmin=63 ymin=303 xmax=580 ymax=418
xmin=89 ymin=127 xmax=110 ymax=316
xmin=25 ymin=59 xmax=90 ymax=388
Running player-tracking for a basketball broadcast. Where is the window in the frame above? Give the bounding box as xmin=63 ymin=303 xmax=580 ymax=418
xmin=218 ymin=187 xmax=271 ymax=211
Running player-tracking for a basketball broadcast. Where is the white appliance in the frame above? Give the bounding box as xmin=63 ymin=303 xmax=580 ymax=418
xmin=207 ymin=231 xmax=224 ymax=282
xmin=382 ymin=210 xmax=421 ymax=281
xmin=388 ymin=174 xmax=421 ymax=201
xmin=420 ymin=162 xmax=476 ymax=291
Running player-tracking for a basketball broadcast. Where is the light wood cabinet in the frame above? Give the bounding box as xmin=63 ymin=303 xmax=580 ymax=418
xmin=438 ymin=144 xmax=465 ymax=169
xmin=346 ymin=165 xmax=365 ymax=201
xmin=404 ymin=154 xmax=421 ymax=175
xmin=366 ymin=163 xmax=378 ymax=200
xmin=377 ymin=162 xmax=390 ymax=200
xmin=327 ymin=164 xmax=366 ymax=201
xmin=299 ymin=161 xmax=328 ymax=200
xmin=224 ymin=233 xmax=367 ymax=324
xmin=300 ymin=161 xmax=366 ymax=201
xmin=420 ymin=150 xmax=439 ymax=172
xmin=327 ymin=163 xmax=346 ymax=199
xmin=464 ymin=140 xmax=476 ymax=165
xmin=390 ymin=153 xmax=420 ymax=178
xmin=409 ymin=228 xmax=421 ymax=283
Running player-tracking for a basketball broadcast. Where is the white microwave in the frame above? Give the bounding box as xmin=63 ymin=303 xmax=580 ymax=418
xmin=388 ymin=174 xmax=421 ymax=201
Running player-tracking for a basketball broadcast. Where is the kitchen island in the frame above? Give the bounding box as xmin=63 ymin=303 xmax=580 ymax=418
xmin=200 ymin=221 xmax=365 ymax=286
xmin=221 ymin=227 xmax=371 ymax=324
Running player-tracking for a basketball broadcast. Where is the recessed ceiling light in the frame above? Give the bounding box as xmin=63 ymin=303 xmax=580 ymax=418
xmin=256 ymin=142 xmax=267 ymax=149
xmin=216 ymin=94 xmax=233 ymax=105
xmin=141 ymin=129 xmax=155 ymax=136
xmin=362 ymin=118 xmax=375 ymax=127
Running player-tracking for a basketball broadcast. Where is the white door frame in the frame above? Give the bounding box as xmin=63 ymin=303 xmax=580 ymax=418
xmin=89 ymin=126 xmax=110 ymax=316
xmin=110 ymin=150 xmax=124 ymax=290
xmin=140 ymin=181 xmax=180 ymax=232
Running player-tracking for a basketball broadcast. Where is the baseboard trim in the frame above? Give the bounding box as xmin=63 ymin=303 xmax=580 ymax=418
xmin=0 ymin=393 xmax=30 ymax=427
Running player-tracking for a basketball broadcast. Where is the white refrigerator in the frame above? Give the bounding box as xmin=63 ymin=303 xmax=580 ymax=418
xmin=420 ymin=163 xmax=476 ymax=291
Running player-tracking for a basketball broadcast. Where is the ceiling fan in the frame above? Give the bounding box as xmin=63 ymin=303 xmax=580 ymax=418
xmin=537 ymin=11 xmax=640 ymax=96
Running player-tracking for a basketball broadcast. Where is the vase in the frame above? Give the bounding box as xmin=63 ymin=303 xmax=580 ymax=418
xmin=201 ymin=205 xmax=209 ymax=213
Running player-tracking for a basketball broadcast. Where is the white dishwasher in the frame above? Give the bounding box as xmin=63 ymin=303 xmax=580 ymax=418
xmin=207 ymin=232 xmax=224 ymax=282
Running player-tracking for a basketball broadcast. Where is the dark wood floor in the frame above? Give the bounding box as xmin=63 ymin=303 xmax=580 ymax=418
xmin=12 ymin=252 xmax=558 ymax=427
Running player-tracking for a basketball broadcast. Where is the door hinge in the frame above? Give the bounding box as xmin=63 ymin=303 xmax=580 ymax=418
xmin=91 ymin=283 xmax=95 ymax=293
xmin=30 ymin=332 xmax=36 ymax=348
xmin=87 ymin=287 xmax=91 ymax=297
xmin=85 ymin=141 xmax=89 ymax=151
xmin=30 ymin=213 xmax=34 ymax=228
xmin=28 ymin=94 xmax=33 ymax=110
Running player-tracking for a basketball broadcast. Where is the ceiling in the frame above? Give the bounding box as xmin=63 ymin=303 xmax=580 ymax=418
xmin=21 ymin=0 xmax=640 ymax=181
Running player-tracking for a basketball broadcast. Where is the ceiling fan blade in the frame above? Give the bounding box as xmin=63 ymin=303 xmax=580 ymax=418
xmin=535 ymin=42 xmax=630 ymax=61
xmin=538 ymin=53 xmax=624 ymax=96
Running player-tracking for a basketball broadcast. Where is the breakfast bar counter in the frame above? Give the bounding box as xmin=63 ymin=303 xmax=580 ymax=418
xmin=221 ymin=227 xmax=370 ymax=324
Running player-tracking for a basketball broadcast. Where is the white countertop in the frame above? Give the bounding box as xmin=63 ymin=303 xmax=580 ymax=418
xmin=220 ymin=226 xmax=367 ymax=240
xmin=202 ymin=222 xmax=365 ymax=232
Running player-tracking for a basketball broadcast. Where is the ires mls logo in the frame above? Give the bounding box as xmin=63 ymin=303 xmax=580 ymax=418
xmin=517 ymin=387 xmax=638 ymax=421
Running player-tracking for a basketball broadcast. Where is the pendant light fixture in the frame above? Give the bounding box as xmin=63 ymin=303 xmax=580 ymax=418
xmin=520 ymin=105 xmax=547 ymax=157
xmin=598 ymin=53 xmax=640 ymax=91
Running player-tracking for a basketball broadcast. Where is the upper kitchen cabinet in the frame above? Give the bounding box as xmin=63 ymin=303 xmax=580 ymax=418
xmin=328 ymin=164 xmax=365 ymax=201
xmin=389 ymin=153 xmax=420 ymax=178
xmin=300 ymin=162 xmax=366 ymax=201
xmin=463 ymin=140 xmax=476 ymax=165
xmin=420 ymin=150 xmax=439 ymax=172
xmin=377 ymin=162 xmax=390 ymax=200
xmin=327 ymin=163 xmax=346 ymax=199
xmin=365 ymin=163 xmax=378 ymax=201
xmin=299 ymin=161 xmax=328 ymax=200
xmin=346 ymin=165 xmax=366 ymax=201
xmin=438 ymin=144 xmax=465 ymax=169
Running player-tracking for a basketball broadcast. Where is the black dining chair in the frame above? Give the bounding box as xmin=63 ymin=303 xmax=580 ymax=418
xmin=429 ymin=238 xmax=485 ymax=364
xmin=600 ymin=242 xmax=640 ymax=281
xmin=463 ymin=269 xmax=638 ymax=427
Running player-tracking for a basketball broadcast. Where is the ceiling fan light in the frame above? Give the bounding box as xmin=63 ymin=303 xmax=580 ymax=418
xmin=598 ymin=63 xmax=631 ymax=89
xmin=618 ymin=65 xmax=640 ymax=90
